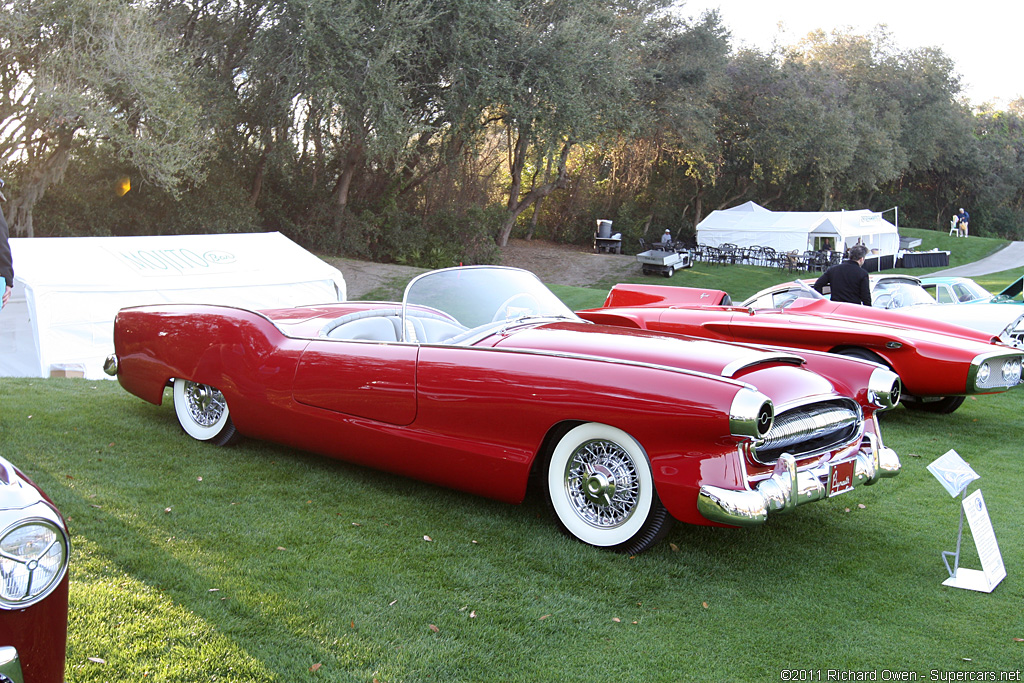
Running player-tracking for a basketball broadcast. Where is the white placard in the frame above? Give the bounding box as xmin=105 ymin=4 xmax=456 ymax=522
xmin=942 ymin=490 xmax=1006 ymax=593
xmin=927 ymin=449 xmax=980 ymax=497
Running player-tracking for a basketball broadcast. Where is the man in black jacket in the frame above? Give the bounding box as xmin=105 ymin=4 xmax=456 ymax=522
xmin=813 ymin=244 xmax=871 ymax=305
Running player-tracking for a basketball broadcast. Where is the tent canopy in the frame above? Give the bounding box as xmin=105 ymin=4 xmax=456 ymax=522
xmin=696 ymin=201 xmax=900 ymax=256
xmin=0 ymin=232 xmax=346 ymax=379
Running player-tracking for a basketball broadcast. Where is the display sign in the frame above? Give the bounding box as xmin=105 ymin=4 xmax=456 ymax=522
xmin=928 ymin=451 xmax=1005 ymax=593
xmin=941 ymin=490 xmax=1006 ymax=593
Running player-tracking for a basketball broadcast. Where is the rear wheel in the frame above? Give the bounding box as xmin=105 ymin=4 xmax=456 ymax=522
xmin=902 ymin=395 xmax=966 ymax=414
xmin=172 ymin=379 xmax=239 ymax=445
xmin=836 ymin=347 xmax=888 ymax=366
xmin=835 ymin=348 xmax=965 ymax=414
xmin=546 ymin=423 xmax=673 ymax=554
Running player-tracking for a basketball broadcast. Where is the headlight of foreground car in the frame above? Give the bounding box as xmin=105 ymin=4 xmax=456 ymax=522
xmin=0 ymin=511 xmax=70 ymax=609
xmin=868 ymin=368 xmax=901 ymax=410
xmin=729 ymin=388 xmax=774 ymax=439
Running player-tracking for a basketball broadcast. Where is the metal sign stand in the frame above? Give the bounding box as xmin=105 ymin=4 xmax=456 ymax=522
xmin=940 ymin=489 xmax=967 ymax=580
xmin=927 ymin=450 xmax=1006 ymax=593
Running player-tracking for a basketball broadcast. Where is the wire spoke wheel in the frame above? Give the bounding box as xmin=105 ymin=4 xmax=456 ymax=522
xmin=564 ymin=439 xmax=641 ymax=529
xmin=173 ymin=379 xmax=239 ymax=445
xmin=184 ymin=382 xmax=227 ymax=427
xmin=546 ymin=423 xmax=672 ymax=553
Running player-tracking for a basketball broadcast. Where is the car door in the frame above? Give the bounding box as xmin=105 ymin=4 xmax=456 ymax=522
xmin=292 ymin=339 xmax=418 ymax=426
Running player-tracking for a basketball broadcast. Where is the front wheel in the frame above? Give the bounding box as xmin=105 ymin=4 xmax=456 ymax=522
xmin=173 ymin=379 xmax=239 ymax=445
xmin=546 ymin=423 xmax=673 ymax=554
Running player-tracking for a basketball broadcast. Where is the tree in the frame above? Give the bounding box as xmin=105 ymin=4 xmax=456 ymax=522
xmin=481 ymin=0 xmax=661 ymax=246
xmin=0 ymin=0 xmax=209 ymax=236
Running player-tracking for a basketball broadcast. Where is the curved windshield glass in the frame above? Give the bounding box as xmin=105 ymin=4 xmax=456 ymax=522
xmin=403 ymin=266 xmax=577 ymax=342
xmin=745 ymin=280 xmax=824 ymax=310
xmin=952 ymin=280 xmax=992 ymax=303
xmin=872 ymin=280 xmax=936 ymax=309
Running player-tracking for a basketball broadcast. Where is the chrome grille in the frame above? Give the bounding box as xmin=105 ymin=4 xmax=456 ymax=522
xmin=751 ymin=399 xmax=862 ymax=465
xmin=975 ymin=354 xmax=1024 ymax=390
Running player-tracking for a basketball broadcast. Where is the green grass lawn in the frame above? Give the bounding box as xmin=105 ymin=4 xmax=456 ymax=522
xmin=3 ymin=376 xmax=1023 ymax=682
xmin=3 ymin=230 xmax=1024 ymax=682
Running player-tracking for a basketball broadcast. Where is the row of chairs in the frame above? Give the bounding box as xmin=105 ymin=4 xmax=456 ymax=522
xmin=692 ymin=244 xmax=844 ymax=272
xmin=640 ymin=239 xmax=844 ymax=272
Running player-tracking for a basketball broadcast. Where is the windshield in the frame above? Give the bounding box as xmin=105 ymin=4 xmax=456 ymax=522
xmin=871 ymin=279 xmax=936 ymax=309
xmin=951 ymin=279 xmax=992 ymax=303
xmin=744 ymin=280 xmax=824 ymax=310
xmin=402 ymin=266 xmax=577 ymax=342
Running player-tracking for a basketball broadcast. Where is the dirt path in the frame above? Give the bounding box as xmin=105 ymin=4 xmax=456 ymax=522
xmin=331 ymin=239 xmax=637 ymax=299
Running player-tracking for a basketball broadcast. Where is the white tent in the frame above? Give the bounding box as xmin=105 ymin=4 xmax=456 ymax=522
xmin=0 ymin=232 xmax=346 ymax=379
xmin=696 ymin=201 xmax=900 ymax=257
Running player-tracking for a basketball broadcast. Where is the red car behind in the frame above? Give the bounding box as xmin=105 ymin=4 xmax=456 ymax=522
xmin=579 ymin=281 xmax=1024 ymax=414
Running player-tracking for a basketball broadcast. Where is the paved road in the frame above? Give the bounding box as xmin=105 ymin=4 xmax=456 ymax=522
xmin=928 ymin=241 xmax=1024 ymax=277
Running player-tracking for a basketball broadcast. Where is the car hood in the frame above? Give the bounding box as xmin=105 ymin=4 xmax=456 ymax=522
xmin=488 ymin=320 xmax=841 ymax=404
xmin=774 ymin=298 xmax=1011 ymax=344
xmin=892 ymin=302 xmax=1024 ymax=339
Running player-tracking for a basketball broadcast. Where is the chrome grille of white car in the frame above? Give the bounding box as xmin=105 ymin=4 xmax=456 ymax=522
xmin=752 ymin=399 xmax=862 ymax=465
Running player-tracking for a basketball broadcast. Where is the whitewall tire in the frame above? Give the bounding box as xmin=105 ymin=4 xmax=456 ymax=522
xmin=172 ymin=379 xmax=239 ymax=446
xmin=546 ymin=422 xmax=672 ymax=553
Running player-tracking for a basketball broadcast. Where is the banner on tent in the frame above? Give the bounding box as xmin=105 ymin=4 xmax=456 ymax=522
xmin=108 ymin=246 xmax=240 ymax=276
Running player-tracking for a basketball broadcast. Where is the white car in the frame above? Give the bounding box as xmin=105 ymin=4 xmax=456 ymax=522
xmin=919 ymin=275 xmax=1023 ymax=305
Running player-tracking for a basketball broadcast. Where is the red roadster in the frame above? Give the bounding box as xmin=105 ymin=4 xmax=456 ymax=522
xmin=106 ymin=266 xmax=901 ymax=553
xmin=0 ymin=456 xmax=70 ymax=683
xmin=578 ymin=280 xmax=1024 ymax=414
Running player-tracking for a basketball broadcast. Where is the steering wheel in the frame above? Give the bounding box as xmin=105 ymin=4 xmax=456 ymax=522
xmin=491 ymin=293 xmax=542 ymax=322
xmin=778 ymin=294 xmax=799 ymax=310
xmin=874 ymin=293 xmax=894 ymax=309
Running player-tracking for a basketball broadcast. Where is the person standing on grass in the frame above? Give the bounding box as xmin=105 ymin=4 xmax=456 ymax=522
xmin=958 ymin=207 xmax=970 ymax=237
xmin=0 ymin=180 xmax=12 ymax=308
xmin=813 ymin=244 xmax=872 ymax=305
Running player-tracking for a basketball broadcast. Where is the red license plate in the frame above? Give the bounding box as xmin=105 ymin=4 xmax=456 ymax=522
xmin=828 ymin=459 xmax=856 ymax=497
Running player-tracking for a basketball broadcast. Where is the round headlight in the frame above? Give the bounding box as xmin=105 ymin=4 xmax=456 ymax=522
xmin=729 ymin=388 xmax=774 ymax=440
xmin=868 ymin=368 xmax=902 ymax=410
xmin=977 ymin=361 xmax=991 ymax=384
xmin=0 ymin=520 xmax=69 ymax=608
xmin=1003 ymin=359 xmax=1022 ymax=385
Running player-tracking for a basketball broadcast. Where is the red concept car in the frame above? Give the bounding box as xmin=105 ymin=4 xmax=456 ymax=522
xmin=578 ymin=280 xmax=1024 ymax=415
xmin=106 ymin=266 xmax=902 ymax=553
xmin=0 ymin=456 xmax=70 ymax=683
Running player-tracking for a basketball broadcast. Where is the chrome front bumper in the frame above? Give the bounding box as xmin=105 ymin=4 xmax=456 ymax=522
xmin=0 ymin=646 xmax=24 ymax=683
xmin=697 ymin=433 xmax=901 ymax=527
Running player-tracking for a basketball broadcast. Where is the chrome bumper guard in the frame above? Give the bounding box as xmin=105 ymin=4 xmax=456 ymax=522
xmin=0 ymin=645 xmax=23 ymax=683
xmin=697 ymin=433 xmax=901 ymax=527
